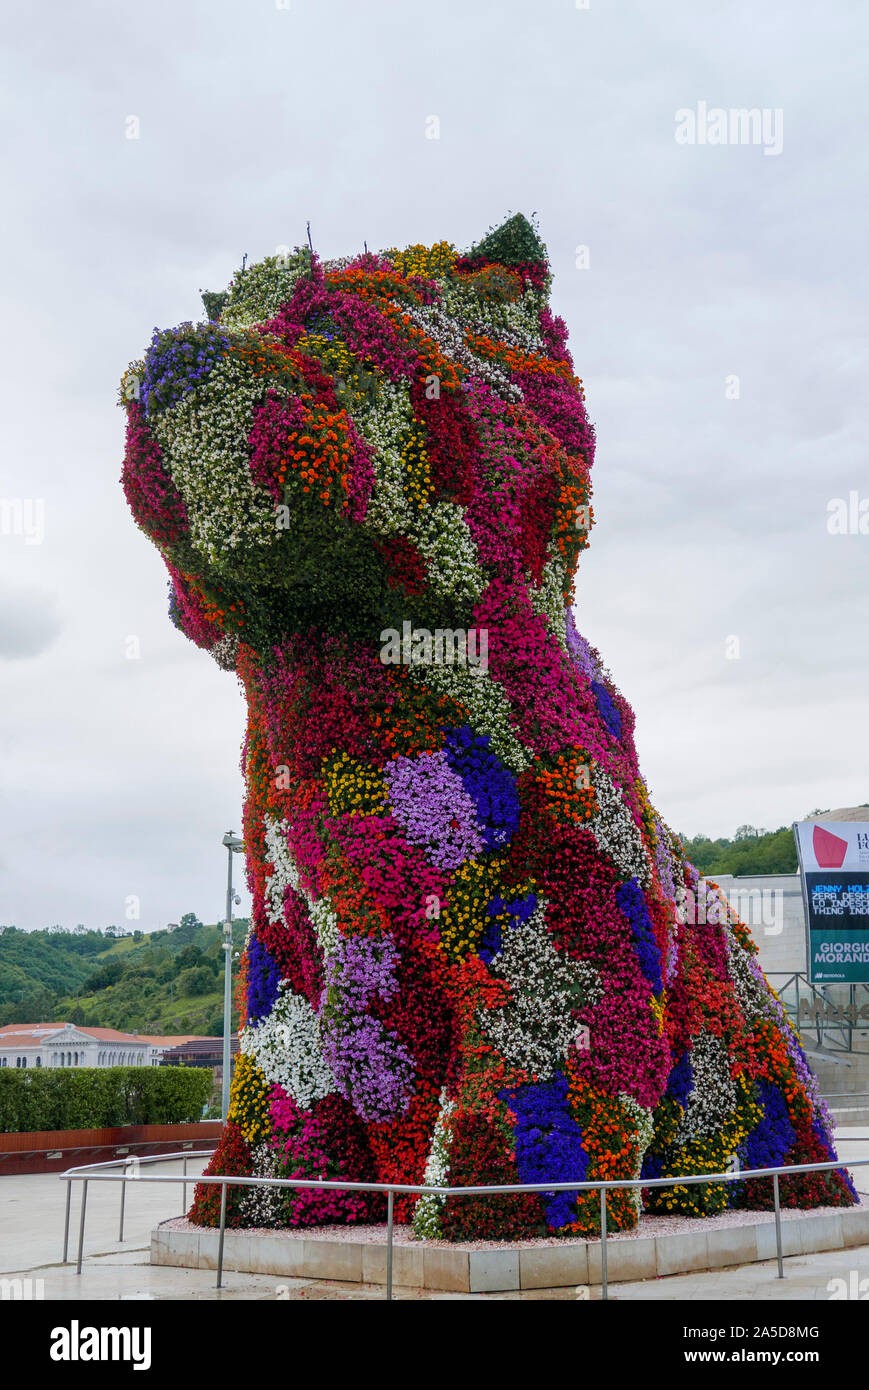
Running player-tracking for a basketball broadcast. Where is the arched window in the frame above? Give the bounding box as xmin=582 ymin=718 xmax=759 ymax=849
xmin=21 ymin=1057 xmax=27 ymax=1068
xmin=36 ymin=1057 xmax=42 ymax=1067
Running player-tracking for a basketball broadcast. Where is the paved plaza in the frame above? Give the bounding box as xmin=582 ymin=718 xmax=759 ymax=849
xmin=2 ymin=1139 xmax=868 ymax=1302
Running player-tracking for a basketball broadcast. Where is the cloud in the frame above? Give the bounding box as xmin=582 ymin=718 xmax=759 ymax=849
xmin=0 ymin=585 xmax=63 ymax=659
xmin=0 ymin=0 xmax=866 ymax=929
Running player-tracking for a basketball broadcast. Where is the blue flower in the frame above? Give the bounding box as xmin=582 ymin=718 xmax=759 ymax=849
xmin=443 ymin=726 xmax=520 ymax=849
xmin=641 ymin=1149 xmax=664 ymax=1180
xmin=246 ymin=934 xmax=281 ymax=1024
xmin=478 ymin=892 xmax=538 ymax=964
xmin=141 ymin=322 xmax=231 ymax=416
xmin=500 ymin=1073 xmax=588 ymax=1229
xmin=665 ymin=1051 xmax=694 ymax=1105
xmin=591 ymin=679 xmax=621 ymax=740
xmin=615 ymin=878 xmax=663 ymax=993
xmin=740 ymin=1079 xmax=795 ymax=1173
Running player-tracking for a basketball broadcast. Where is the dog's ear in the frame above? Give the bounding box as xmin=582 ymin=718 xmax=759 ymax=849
xmin=466 ymin=213 xmax=548 ymax=270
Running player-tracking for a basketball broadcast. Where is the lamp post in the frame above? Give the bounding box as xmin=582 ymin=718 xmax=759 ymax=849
xmin=221 ymin=830 xmax=244 ymax=1121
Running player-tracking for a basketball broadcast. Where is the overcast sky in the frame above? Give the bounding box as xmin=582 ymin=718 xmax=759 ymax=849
xmin=1 ymin=0 xmax=866 ymax=933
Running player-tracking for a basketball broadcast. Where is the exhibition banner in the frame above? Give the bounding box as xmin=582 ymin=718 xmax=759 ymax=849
xmin=793 ymin=821 xmax=869 ymax=983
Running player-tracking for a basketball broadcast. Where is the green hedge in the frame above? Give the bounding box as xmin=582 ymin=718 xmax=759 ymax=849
xmin=0 ymin=1066 xmax=212 ymax=1133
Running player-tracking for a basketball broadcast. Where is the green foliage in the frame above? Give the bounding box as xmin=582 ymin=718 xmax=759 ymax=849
xmin=0 ymin=920 xmax=247 ymax=1034
xmin=468 ymin=212 xmax=546 ymax=266
xmin=200 ymin=290 xmax=228 ymax=322
xmin=0 ymin=927 xmax=108 ymax=1013
xmin=82 ymin=959 xmax=125 ymax=992
xmin=0 ymin=1066 xmax=211 ymax=1133
xmin=178 ymin=966 xmax=216 ymax=997
xmin=679 ymin=825 xmax=798 ymax=876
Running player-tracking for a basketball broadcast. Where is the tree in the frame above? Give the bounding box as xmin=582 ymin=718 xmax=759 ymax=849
xmin=179 ymin=966 xmax=214 ymax=997
xmin=83 ymin=960 xmax=125 ymax=992
xmin=179 ymin=912 xmax=203 ymax=932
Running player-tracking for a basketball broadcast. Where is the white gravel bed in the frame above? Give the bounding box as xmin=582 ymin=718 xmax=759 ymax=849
xmin=162 ymin=1195 xmax=868 ymax=1252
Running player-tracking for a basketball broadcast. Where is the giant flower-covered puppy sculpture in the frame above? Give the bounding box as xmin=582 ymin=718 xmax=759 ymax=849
xmin=121 ymin=215 xmax=855 ymax=1238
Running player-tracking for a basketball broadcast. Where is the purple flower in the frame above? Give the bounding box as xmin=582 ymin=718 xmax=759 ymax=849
xmin=384 ymin=748 xmax=483 ymax=869
xmin=320 ymin=1013 xmax=414 ymax=1122
xmin=565 ymin=608 xmax=595 ymax=681
xmin=324 ymin=933 xmax=401 ymax=1009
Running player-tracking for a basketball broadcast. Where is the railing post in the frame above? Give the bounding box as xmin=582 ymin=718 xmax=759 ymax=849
xmin=62 ymin=1179 xmax=72 ymax=1263
xmin=773 ymin=1172 xmax=784 ymax=1278
xmin=182 ymin=1155 xmax=188 ymax=1215
xmin=76 ymin=1179 xmax=88 ymax=1276
xmin=600 ymin=1187 xmax=608 ymax=1301
xmin=118 ymin=1163 xmax=127 ymax=1242
xmin=849 ymin=985 xmax=855 ymax=1052
xmin=216 ymin=1182 xmax=228 ymax=1289
xmin=386 ymin=1190 xmax=394 ymax=1302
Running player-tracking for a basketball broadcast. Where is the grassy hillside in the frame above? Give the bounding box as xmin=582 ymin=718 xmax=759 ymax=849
xmin=0 ymin=918 xmax=248 ymax=1035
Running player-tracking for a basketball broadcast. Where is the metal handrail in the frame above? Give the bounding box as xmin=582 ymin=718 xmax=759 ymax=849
xmin=768 ymin=973 xmax=869 ymax=1055
xmin=0 ymin=1137 xmax=214 ymax=1161
xmin=59 ymin=1148 xmax=869 ymax=1301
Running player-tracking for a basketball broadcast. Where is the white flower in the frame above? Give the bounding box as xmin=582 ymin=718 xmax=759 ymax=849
xmin=409 ymin=502 xmax=485 ymax=605
xmin=419 ymin=662 xmax=531 ymax=773
xmin=412 ymin=1089 xmax=455 ymax=1240
xmin=480 ymin=901 xmax=603 ymax=1077
xmin=263 ymin=816 xmax=303 ymax=925
xmin=529 ymin=555 xmax=569 ymax=645
xmin=401 ymin=300 xmax=522 ymax=401
xmin=238 ymin=1142 xmax=285 ymax=1227
xmin=150 ymin=349 xmax=288 ymax=566
xmin=240 ymin=980 xmax=334 ymax=1110
xmin=221 ymin=253 xmax=308 ymax=330
xmin=619 ymin=1093 xmax=654 ymax=1217
xmin=263 ymin=814 xmax=339 ymax=959
xmin=588 ymin=766 xmax=654 ymax=888
xmin=676 ymin=1033 xmax=736 ymax=1143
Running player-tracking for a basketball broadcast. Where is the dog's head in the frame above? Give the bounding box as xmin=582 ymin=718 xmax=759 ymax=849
xmin=120 ymin=214 xmax=595 ymax=668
